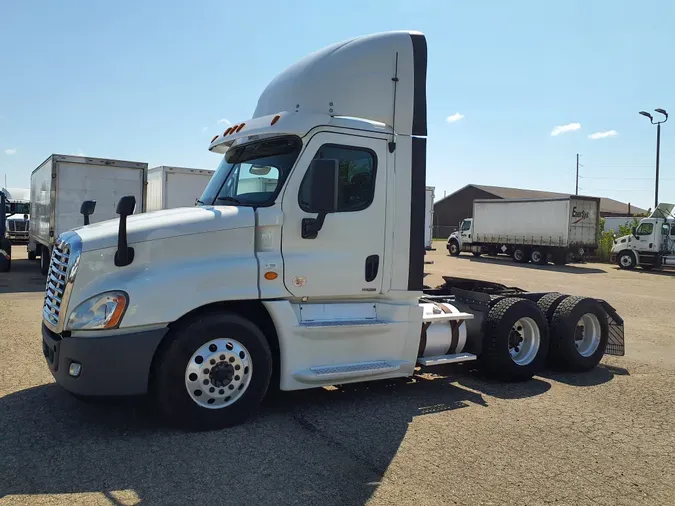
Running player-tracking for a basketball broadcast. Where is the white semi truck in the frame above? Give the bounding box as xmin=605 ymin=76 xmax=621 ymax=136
xmin=611 ymin=203 xmax=675 ymax=270
xmin=29 ymin=154 xmax=147 ymax=275
xmin=146 ymin=166 xmax=215 ymax=212
xmin=39 ymin=31 xmax=625 ymax=430
xmin=447 ymin=197 xmax=601 ymax=265
xmin=1 ymin=187 xmax=31 ymax=244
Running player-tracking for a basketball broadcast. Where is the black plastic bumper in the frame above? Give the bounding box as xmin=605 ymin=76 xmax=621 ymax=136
xmin=42 ymin=324 xmax=168 ymax=396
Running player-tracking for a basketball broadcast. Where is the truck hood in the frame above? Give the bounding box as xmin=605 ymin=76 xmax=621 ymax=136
xmin=6 ymin=214 xmax=29 ymax=222
xmin=73 ymin=206 xmax=254 ymax=252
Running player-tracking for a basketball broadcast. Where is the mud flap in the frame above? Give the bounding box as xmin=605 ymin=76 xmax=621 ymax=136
xmin=599 ymin=300 xmax=625 ymax=356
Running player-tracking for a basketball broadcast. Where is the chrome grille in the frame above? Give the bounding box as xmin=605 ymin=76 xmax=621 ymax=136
xmin=43 ymin=242 xmax=71 ymax=328
xmin=8 ymin=220 xmax=28 ymax=232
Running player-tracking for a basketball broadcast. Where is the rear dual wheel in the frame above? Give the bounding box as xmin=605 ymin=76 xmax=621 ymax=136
xmin=480 ymin=298 xmax=549 ymax=381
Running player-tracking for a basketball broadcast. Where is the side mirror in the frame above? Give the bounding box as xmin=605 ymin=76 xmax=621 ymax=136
xmin=116 ymin=195 xmax=136 ymax=216
xmin=631 ymin=226 xmax=638 ymax=238
xmin=301 ymin=159 xmax=339 ymax=239
xmin=80 ymin=200 xmax=96 ymax=226
xmin=114 ymin=195 xmax=136 ymax=267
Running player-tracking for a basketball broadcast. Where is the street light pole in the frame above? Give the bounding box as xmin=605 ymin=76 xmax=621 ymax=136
xmin=639 ymin=108 xmax=668 ymax=209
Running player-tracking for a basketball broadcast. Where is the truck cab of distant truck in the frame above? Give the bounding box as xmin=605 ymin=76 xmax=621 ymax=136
xmin=611 ymin=203 xmax=675 ymax=270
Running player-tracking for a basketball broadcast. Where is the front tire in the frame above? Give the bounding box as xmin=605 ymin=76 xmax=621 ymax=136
xmin=153 ymin=312 xmax=273 ymax=430
xmin=480 ymin=298 xmax=549 ymax=381
xmin=617 ymin=251 xmax=636 ymax=270
xmin=39 ymin=246 xmax=51 ymax=276
xmin=448 ymin=240 xmax=460 ymax=257
xmin=549 ymin=296 xmax=608 ymax=372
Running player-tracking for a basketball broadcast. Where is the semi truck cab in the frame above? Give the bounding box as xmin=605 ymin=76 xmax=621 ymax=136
xmin=612 ymin=203 xmax=675 ymax=270
xmin=40 ymin=30 xmax=625 ymax=430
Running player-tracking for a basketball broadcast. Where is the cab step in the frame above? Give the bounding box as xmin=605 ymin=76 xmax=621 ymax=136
xmin=293 ymin=360 xmax=409 ymax=383
xmin=417 ymin=352 xmax=477 ymax=367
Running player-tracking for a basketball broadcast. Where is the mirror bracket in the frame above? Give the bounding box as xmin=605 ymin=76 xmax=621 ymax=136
xmin=301 ymin=213 xmax=327 ymax=239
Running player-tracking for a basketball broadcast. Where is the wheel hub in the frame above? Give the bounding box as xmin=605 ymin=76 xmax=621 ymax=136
xmin=508 ymin=317 xmax=541 ymax=366
xmin=184 ymin=338 xmax=253 ymax=409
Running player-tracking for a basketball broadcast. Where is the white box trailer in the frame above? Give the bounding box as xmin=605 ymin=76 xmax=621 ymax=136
xmin=146 ymin=166 xmax=214 ymax=212
xmin=448 ymin=196 xmax=601 ymax=265
xmin=29 ymin=154 xmax=147 ymax=275
xmin=424 ymin=186 xmax=434 ymax=250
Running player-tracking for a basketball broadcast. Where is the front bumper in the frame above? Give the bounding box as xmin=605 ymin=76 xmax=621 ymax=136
xmin=42 ymin=323 xmax=168 ymax=396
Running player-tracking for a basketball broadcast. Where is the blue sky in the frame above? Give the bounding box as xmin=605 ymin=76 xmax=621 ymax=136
xmin=1 ymin=0 xmax=673 ymax=211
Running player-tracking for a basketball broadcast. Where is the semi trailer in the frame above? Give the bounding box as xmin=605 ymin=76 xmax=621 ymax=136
xmin=146 ymin=166 xmax=214 ymax=212
xmin=29 ymin=154 xmax=147 ymax=275
xmin=0 ymin=189 xmax=11 ymax=272
xmin=447 ymin=196 xmax=601 ymax=265
xmin=40 ymin=31 xmax=625 ymax=430
xmin=611 ymin=203 xmax=675 ymax=270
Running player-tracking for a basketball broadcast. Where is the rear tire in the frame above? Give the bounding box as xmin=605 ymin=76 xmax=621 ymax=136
xmin=0 ymin=239 xmax=11 ymax=272
xmin=153 ymin=312 xmax=272 ymax=430
xmin=448 ymin=240 xmax=460 ymax=257
xmin=480 ymin=298 xmax=549 ymax=381
xmin=39 ymin=246 xmax=51 ymax=276
xmin=549 ymin=296 xmax=608 ymax=372
xmin=512 ymin=247 xmax=528 ymax=263
xmin=536 ymin=292 xmax=568 ymax=322
xmin=530 ymin=248 xmax=547 ymax=265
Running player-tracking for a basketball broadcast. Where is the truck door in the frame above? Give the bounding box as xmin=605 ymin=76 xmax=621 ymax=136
xmin=460 ymin=219 xmax=473 ymax=245
xmin=635 ymin=221 xmax=656 ymax=251
xmin=280 ymin=132 xmax=387 ymax=298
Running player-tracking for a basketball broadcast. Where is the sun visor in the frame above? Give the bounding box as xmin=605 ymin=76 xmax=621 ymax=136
xmin=253 ymin=31 xmax=427 ymax=137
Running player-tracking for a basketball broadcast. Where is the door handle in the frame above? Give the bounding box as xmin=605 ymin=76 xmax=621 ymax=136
xmin=365 ymin=255 xmax=379 ymax=282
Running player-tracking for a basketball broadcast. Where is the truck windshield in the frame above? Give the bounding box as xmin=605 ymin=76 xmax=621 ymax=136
xmin=199 ymin=136 xmax=302 ymax=207
xmin=10 ymin=203 xmax=30 ymax=215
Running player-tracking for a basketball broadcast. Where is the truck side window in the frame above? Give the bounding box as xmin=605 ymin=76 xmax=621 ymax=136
xmin=299 ymin=145 xmax=376 ymax=213
xmin=461 ymin=220 xmax=471 ymax=231
xmin=636 ymin=223 xmax=653 ymax=235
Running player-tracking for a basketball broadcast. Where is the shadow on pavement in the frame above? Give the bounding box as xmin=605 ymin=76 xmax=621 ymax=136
xmin=539 ymin=363 xmax=630 ymax=387
xmin=449 ymin=365 xmax=553 ymax=399
xmin=453 ymin=255 xmax=607 ymax=274
xmin=0 ymin=258 xmax=45 ymax=294
xmin=0 ymin=373 xmax=496 ymax=505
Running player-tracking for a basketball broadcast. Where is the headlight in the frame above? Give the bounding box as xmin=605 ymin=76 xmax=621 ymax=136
xmin=66 ymin=291 xmax=128 ymax=331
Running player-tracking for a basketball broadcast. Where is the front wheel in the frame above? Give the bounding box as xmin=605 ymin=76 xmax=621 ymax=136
xmin=448 ymin=240 xmax=460 ymax=257
xmin=617 ymin=251 xmax=636 ymax=270
xmin=480 ymin=297 xmax=549 ymax=381
xmin=39 ymin=246 xmax=51 ymax=276
xmin=153 ymin=312 xmax=273 ymax=430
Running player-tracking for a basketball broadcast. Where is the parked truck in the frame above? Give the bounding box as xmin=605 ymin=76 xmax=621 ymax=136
xmin=447 ymin=196 xmax=601 ymax=265
xmin=611 ymin=203 xmax=675 ymax=270
xmin=39 ymin=31 xmax=624 ymax=430
xmin=0 ymin=189 xmax=12 ymax=272
xmin=1 ymin=187 xmax=30 ymax=244
xmin=146 ymin=166 xmax=214 ymax=212
xmin=425 ymin=186 xmax=434 ymax=250
xmin=29 ymin=154 xmax=147 ymax=275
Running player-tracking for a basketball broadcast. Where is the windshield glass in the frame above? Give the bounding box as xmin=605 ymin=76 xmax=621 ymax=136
xmin=199 ymin=136 xmax=302 ymax=207
xmin=4 ymin=202 xmax=29 ymax=215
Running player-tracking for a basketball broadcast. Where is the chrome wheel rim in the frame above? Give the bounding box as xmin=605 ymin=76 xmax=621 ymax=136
xmin=185 ymin=338 xmax=252 ymax=409
xmin=575 ymin=313 xmax=602 ymax=357
xmin=532 ymin=251 xmax=542 ymax=263
xmin=619 ymin=254 xmax=633 ymax=268
xmin=508 ymin=317 xmax=541 ymax=366
xmin=514 ymin=250 xmax=524 ymax=261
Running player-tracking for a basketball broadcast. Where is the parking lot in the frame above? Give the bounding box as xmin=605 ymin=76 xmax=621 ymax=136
xmin=1 ymin=244 xmax=674 ymax=506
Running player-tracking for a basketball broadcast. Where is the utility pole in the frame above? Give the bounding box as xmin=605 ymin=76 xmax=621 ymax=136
xmin=639 ymin=109 xmax=668 ymax=209
xmin=575 ymin=154 xmax=579 ymax=195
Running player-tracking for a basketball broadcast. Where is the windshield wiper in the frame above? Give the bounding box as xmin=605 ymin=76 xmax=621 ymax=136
xmin=215 ymin=196 xmax=242 ymax=205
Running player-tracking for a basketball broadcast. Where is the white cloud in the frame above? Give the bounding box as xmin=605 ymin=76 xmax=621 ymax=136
xmin=217 ymin=118 xmax=231 ymax=125
xmin=4 ymin=148 xmax=16 ymax=155
xmin=446 ymin=113 xmax=464 ymax=123
xmin=588 ymin=130 xmax=618 ymax=140
xmin=550 ymin=122 xmax=581 ymax=136
xmin=202 ymin=126 xmax=208 ymax=132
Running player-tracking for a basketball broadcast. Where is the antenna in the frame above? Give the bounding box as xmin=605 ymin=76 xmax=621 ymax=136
xmin=388 ymin=52 xmax=399 ymax=153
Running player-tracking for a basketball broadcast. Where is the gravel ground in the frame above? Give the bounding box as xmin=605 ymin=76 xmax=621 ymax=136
xmin=1 ymin=245 xmax=674 ymax=506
